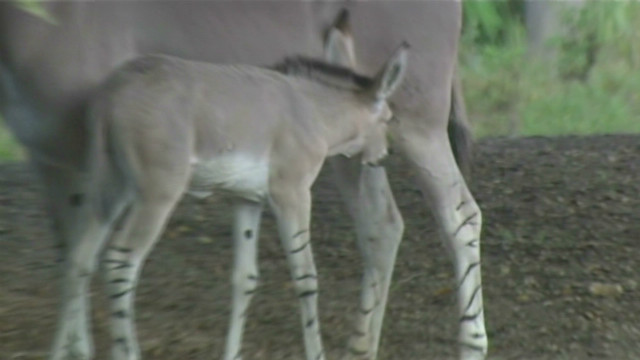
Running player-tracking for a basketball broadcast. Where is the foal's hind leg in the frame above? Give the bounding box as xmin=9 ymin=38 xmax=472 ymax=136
xmin=399 ymin=128 xmax=487 ymax=360
xmin=329 ymin=157 xmax=404 ymax=360
xmin=223 ymin=200 xmax=263 ymax=360
xmin=102 ymin=189 xmax=186 ymax=360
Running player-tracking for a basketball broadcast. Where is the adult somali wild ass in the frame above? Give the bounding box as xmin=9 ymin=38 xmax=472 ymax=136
xmin=0 ymin=2 xmax=487 ymax=360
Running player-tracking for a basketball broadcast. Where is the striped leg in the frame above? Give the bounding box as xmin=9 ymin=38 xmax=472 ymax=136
xmin=399 ymin=129 xmax=487 ymax=360
xmin=269 ymin=187 xmax=324 ymax=360
xmin=36 ymin=163 xmax=112 ymax=360
xmin=50 ymin=215 xmax=111 ymax=360
xmin=223 ymin=200 xmax=264 ymax=360
xmin=329 ymin=157 xmax=404 ymax=360
xmin=102 ymin=196 xmax=182 ymax=360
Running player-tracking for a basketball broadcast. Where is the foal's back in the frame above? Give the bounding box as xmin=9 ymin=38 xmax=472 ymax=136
xmin=95 ymin=54 xmax=315 ymax=158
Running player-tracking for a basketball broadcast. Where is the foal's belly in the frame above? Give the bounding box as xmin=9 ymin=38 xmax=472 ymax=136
xmin=188 ymin=155 xmax=269 ymax=202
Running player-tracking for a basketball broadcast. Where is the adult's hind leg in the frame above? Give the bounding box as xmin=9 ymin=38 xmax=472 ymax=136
xmin=329 ymin=157 xmax=404 ymax=360
xmin=397 ymin=123 xmax=487 ymax=360
xmin=34 ymin=162 xmax=114 ymax=360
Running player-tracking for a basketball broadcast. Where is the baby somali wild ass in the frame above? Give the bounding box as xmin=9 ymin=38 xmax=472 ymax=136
xmin=67 ymin=45 xmax=408 ymax=360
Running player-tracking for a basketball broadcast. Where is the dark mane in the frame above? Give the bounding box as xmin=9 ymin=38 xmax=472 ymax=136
xmin=271 ymin=56 xmax=374 ymax=91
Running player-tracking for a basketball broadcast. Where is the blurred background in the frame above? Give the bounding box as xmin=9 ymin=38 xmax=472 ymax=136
xmin=2 ymin=0 xmax=639 ymax=160
xmin=461 ymin=0 xmax=640 ymax=138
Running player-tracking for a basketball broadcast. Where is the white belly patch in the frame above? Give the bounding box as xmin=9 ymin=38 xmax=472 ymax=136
xmin=188 ymin=155 xmax=269 ymax=201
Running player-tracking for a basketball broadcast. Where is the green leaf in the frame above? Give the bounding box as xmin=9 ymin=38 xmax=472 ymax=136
xmin=12 ymin=0 xmax=58 ymax=25
xmin=463 ymin=0 xmax=508 ymax=44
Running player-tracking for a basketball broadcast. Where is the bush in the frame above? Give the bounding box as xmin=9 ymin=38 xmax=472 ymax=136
xmin=461 ymin=0 xmax=640 ymax=138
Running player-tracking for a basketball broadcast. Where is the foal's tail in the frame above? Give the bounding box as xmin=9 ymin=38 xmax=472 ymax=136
xmin=448 ymin=65 xmax=473 ymax=179
xmin=87 ymin=97 xmax=137 ymax=223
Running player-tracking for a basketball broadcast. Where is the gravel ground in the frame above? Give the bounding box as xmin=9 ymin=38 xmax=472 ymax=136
xmin=1 ymin=135 xmax=639 ymax=359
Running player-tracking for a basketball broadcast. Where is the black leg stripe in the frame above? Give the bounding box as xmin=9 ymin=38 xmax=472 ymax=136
xmin=458 ymin=262 xmax=480 ymax=289
xmin=460 ymin=308 xmax=483 ymax=323
xmin=104 ymin=259 xmax=128 ymax=264
xmin=109 ymin=278 xmax=130 ymax=284
xmin=295 ymin=274 xmax=317 ymax=281
xmin=348 ymin=347 xmax=368 ymax=356
xmin=114 ymin=337 xmax=130 ymax=355
xmin=298 ymin=290 xmax=318 ymax=298
xmin=103 ymin=259 xmax=132 ymax=270
xmin=466 ymin=239 xmax=479 ymax=247
xmin=290 ymin=241 xmax=310 ymax=254
xmin=353 ymin=329 xmax=367 ymax=337
xmin=110 ymin=288 xmax=133 ymax=299
xmin=471 ymin=332 xmax=486 ymax=339
xmin=244 ymin=288 xmax=257 ymax=296
xmin=456 ymin=201 xmax=467 ymax=211
xmin=463 ymin=285 xmax=482 ymax=314
xmin=112 ymin=310 xmax=129 ymax=319
xmin=292 ymin=229 xmax=309 ymax=239
xmin=460 ymin=341 xmax=486 ymax=352
xmin=454 ymin=212 xmax=479 ymax=237
xmin=109 ymin=247 xmax=132 ymax=254
xmin=306 ymin=318 xmax=316 ymax=328
xmin=359 ymin=306 xmax=375 ymax=315
xmin=247 ymin=274 xmax=259 ymax=281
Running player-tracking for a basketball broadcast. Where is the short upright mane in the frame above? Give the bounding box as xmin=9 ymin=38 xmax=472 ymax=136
xmin=272 ymin=56 xmax=374 ymax=91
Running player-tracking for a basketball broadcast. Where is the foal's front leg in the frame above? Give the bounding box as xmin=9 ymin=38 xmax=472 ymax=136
xmin=269 ymin=186 xmax=325 ymax=360
xmin=223 ymin=200 xmax=264 ymax=360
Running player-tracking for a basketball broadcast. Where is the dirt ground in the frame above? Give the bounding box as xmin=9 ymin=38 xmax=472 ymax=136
xmin=0 ymin=135 xmax=638 ymax=360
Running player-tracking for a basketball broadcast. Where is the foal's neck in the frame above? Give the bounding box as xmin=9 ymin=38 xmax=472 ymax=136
xmin=299 ymin=82 xmax=371 ymax=155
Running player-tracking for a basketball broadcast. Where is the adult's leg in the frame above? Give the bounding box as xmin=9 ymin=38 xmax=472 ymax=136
xmin=35 ymin=162 xmax=113 ymax=360
xmin=396 ymin=119 xmax=487 ymax=360
xmin=329 ymin=157 xmax=404 ymax=360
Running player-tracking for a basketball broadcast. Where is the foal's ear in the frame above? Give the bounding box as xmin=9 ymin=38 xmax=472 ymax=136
xmin=371 ymin=42 xmax=410 ymax=100
xmin=324 ymin=10 xmax=356 ymax=67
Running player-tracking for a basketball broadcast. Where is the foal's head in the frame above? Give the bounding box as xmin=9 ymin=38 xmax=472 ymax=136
xmin=324 ymin=26 xmax=409 ymax=165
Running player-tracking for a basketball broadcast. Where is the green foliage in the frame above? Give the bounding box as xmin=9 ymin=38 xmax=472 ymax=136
xmin=463 ymin=0 xmax=524 ymax=46
xmin=0 ymin=1 xmax=53 ymax=162
xmin=0 ymin=120 xmax=24 ymax=161
xmin=11 ymin=0 xmax=57 ymax=25
xmin=462 ymin=0 xmax=640 ymax=138
xmin=556 ymin=1 xmax=640 ymax=79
